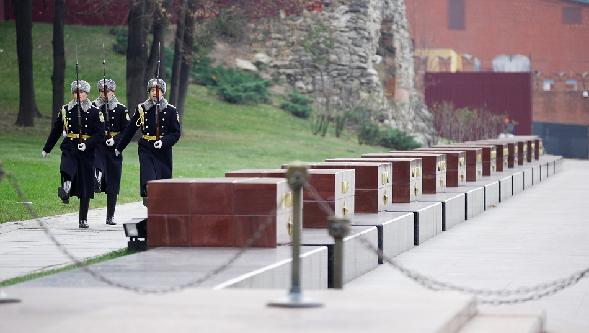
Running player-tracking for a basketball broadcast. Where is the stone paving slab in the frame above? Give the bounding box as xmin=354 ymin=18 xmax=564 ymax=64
xmin=348 ymin=160 xmax=589 ymax=333
xmin=0 ymin=202 xmax=146 ymax=281
xmin=0 ymin=287 xmax=477 ymax=333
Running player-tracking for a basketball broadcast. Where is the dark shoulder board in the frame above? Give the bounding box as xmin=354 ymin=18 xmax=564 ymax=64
xmin=116 ymin=103 xmax=127 ymax=110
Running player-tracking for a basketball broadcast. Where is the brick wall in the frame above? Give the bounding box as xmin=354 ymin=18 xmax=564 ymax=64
xmin=407 ymin=0 xmax=589 ymax=126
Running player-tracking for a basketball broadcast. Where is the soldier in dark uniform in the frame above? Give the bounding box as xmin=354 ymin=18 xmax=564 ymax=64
xmin=93 ymin=79 xmax=130 ymax=225
xmin=42 ymin=80 xmax=105 ymax=229
xmin=116 ymin=78 xmax=181 ymax=206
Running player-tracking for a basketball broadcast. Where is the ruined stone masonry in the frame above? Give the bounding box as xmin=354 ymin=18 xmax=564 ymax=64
xmin=226 ymin=0 xmax=435 ymax=144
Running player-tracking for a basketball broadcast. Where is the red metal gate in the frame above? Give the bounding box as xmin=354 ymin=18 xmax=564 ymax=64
xmin=425 ymin=72 xmax=532 ymax=135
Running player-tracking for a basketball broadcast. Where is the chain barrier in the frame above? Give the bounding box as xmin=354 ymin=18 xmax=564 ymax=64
xmin=4 ymin=163 xmax=589 ymax=303
xmin=303 ymin=181 xmax=589 ymax=305
xmin=3 ymin=170 xmax=280 ymax=294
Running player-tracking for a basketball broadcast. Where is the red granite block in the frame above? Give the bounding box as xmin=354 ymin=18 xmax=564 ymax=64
xmin=188 ymin=214 xmax=283 ymax=248
xmin=147 ymin=215 xmax=168 ymax=247
xmin=417 ymin=147 xmax=482 ymax=182
xmin=435 ymin=144 xmax=497 ymax=176
xmin=226 ymin=168 xmax=354 ymax=202
xmin=166 ymin=215 xmax=191 ymax=246
xmin=325 ymin=157 xmax=422 ymax=202
xmin=232 ymin=178 xmax=291 ymax=216
xmin=303 ymin=196 xmax=354 ymax=228
xmin=364 ymin=152 xmax=445 ymax=194
xmin=355 ymin=188 xmax=390 ymax=213
xmin=189 ymin=179 xmax=238 ymax=215
xmin=148 ymin=179 xmax=192 ymax=215
xmin=282 ymin=162 xmax=389 ymax=190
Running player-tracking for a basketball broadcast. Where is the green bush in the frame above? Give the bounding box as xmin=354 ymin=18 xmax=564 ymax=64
xmin=378 ymin=128 xmax=421 ymax=150
xmin=191 ymin=54 xmax=215 ymax=86
xmin=281 ymin=92 xmax=312 ymax=118
xmin=109 ymin=27 xmax=127 ymax=55
xmin=357 ymin=122 xmax=380 ymax=145
xmin=213 ymin=67 xmax=269 ymax=104
xmin=358 ymin=123 xmax=421 ymax=150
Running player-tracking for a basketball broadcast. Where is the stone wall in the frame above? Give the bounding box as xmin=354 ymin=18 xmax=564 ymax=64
xmin=227 ymin=0 xmax=435 ymax=144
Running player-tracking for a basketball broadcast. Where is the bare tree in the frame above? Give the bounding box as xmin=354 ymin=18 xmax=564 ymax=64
xmin=51 ymin=0 xmax=65 ymax=121
xmin=169 ymin=0 xmax=186 ymax=105
xmin=145 ymin=0 xmax=171 ymax=82
xmin=14 ymin=0 xmax=40 ymax=126
xmin=127 ymin=0 xmax=149 ymax=109
xmin=176 ymin=0 xmax=199 ymax=115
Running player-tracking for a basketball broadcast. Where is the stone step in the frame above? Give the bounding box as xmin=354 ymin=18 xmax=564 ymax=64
xmin=458 ymin=314 xmax=543 ymax=333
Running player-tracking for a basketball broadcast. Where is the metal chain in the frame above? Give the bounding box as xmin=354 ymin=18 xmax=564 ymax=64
xmin=302 ymin=180 xmax=589 ymax=305
xmin=4 ymin=171 xmax=280 ymax=294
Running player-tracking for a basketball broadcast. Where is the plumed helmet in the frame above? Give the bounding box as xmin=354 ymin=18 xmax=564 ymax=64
xmin=97 ymin=78 xmax=116 ymax=92
xmin=70 ymin=80 xmax=91 ymax=94
xmin=147 ymin=78 xmax=166 ymax=94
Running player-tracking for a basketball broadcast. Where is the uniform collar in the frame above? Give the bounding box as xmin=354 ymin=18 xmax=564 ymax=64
xmin=93 ymin=95 xmax=119 ymax=111
xmin=67 ymin=99 xmax=92 ymax=112
xmin=143 ymin=97 xmax=168 ymax=111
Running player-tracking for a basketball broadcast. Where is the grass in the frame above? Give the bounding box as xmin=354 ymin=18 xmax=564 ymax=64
xmin=0 ymin=22 xmax=384 ymax=223
xmin=0 ymin=248 xmax=132 ymax=287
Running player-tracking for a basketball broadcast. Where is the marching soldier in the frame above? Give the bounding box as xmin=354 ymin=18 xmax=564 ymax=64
xmin=93 ymin=78 xmax=130 ymax=225
xmin=42 ymin=80 xmax=105 ymax=229
xmin=115 ymin=79 xmax=181 ymax=205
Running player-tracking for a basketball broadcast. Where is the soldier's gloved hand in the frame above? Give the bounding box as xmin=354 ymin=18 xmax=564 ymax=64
xmin=77 ymin=143 xmax=87 ymax=151
xmin=114 ymin=149 xmax=121 ymax=157
xmin=41 ymin=150 xmax=49 ymax=159
xmin=154 ymin=140 xmax=162 ymax=149
xmin=106 ymin=138 xmax=115 ymax=146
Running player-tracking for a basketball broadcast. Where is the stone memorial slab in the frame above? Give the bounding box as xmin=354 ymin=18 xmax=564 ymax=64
xmin=519 ymin=166 xmax=533 ymax=189
xmin=148 ymin=178 xmax=293 ymax=248
xmin=302 ymin=226 xmax=379 ymax=287
xmin=385 ymin=201 xmax=442 ymax=245
xmin=363 ymin=152 xmax=446 ymax=194
xmin=442 ymin=185 xmax=485 ymax=220
xmin=496 ymin=174 xmax=513 ymax=202
xmin=419 ymin=192 xmax=465 ymax=231
xmin=470 ymin=178 xmax=500 ymax=210
xmin=20 ymin=246 xmax=328 ymax=290
xmin=225 ymin=169 xmax=355 ymax=228
xmin=326 ymin=157 xmax=422 ymax=203
xmin=351 ymin=211 xmax=415 ymax=262
xmin=530 ymin=162 xmax=541 ymax=184
xmin=512 ymin=170 xmax=524 ymax=195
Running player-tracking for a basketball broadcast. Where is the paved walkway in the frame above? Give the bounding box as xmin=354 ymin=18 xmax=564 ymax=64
xmin=0 ymin=202 xmax=145 ymax=281
xmin=348 ymin=159 xmax=589 ymax=333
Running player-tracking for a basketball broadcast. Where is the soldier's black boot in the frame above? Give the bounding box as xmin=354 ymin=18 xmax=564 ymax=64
xmin=106 ymin=193 xmax=117 ymax=225
xmin=57 ymin=186 xmax=69 ymax=204
xmin=79 ymin=197 xmax=90 ymax=229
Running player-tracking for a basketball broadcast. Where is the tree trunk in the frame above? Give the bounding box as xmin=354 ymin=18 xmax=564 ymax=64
xmin=127 ymin=0 xmax=148 ymax=110
xmin=51 ymin=0 xmax=65 ymax=121
xmin=145 ymin=0 xmax=171 ymax=83
xmin=169 ymin=0 xmax=186 ymax=106
xmin=14 ymin=0 xmax=40 ymax=126
xmin=176 ymin=0 xmax=198 ymax=115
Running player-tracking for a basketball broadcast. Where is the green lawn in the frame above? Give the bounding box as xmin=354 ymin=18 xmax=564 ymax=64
xmin=0 ymin=22 xmax=384 ymax=223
